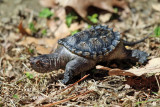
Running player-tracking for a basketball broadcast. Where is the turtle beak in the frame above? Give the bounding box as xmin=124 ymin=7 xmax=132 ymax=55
xmin=29 ymin=57 xmax=35 ymax=65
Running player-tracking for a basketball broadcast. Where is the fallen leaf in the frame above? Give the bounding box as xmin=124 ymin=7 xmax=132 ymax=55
xmin=55 ymin=8 xmax=66 ymax=21
xmin=54 ymin=22 xmax=84 ymax=39
xmin=18 ymin=21 xmax=31 ymax=36
xmin=47 ymin=20 xmax=58 ymax=32
xmin=56 ymin=0 xmax=129 ymax=19
xmin=36 ymin=45 xmax=53 ymax=54
xmin=99 ymin=13 xmax=112 ymax=23
xmin=97 ymin=58 xmax=160 ymax=76
xmin=39 ymin=0 xmax=57 ymax=8
xmin=47 ymin=8 xmax=66 ymax=32
xmin=54 ymin=23 xmax=70 ymax=39
xmin=8 ymin=32 xmax=21 ymax=42
xmin=125 ymin=58 xmax=160 ymax=76
xmin=18 ymin=37 xmax=58 ymax=54
xmin=96 ymin=66 xmax=136 ymax=76
xmin=152 ymin=4 xmax=160 ymax=12
xmin=125 ymin=76 xmax=160 ymax=91
xmin=39 ymin=0 xmax=129 ymax=19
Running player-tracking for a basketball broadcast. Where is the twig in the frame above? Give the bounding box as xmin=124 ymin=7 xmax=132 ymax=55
xmin=155 ymin=75 xmax=160 ymax=90
xmin=31 ymin=74 xmax=90 ymax=106
xmin=42 ymin=90 xmax=94 ymax=107
xmin=60 ymin=74 xmax=90 ymax=93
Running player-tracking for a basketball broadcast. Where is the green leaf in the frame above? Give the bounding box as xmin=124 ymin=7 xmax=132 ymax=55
xmin=114 ymin=8 xmax=118 ymax=13
xmin=42 ymin=29 xmax=47 ymax=35
xmin=87 ymin=13 xmax=98 ymax=24
xmin=13 ymin=94 xmax=19 ymax=99
xmin=88 ymin=24 xmax=92 ymax=28
xmin=28 ymin=48 xmax=34 ymax=54
xmin=92 ymin=13 xmax=98 ymax=18
xmin=25 ymin=72 xmax=34 ymax=79
xmin=66 ymin=13 xmax=78 ymax=27
xmin=29 ymin=22 xmax=36 ymax=33
xmin=152 ymin=91 xmax=158 ymax=95
xmin=39 ymin=8 xmax=54 ymax=18
xmin=154 ymin=26 xmax=160 ymax=37
xmin=71 ymin=30 xmax=79 ymax=35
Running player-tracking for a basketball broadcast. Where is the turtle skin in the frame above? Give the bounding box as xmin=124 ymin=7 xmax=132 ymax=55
xmin=30 ymin=25 xmax=148 ymax=84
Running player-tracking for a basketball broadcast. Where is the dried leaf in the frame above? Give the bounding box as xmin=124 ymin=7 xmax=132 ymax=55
xmin=54 ymin=22 xmax=84 ymax=39
xmin=97 ymin=58 xmax=160 ymax=76
xmin=8 ymin=32 xmax=21 ymax=42
xmin=18 ymin=21 xmax=30 ymax=36
xmin=36 ymin=45 xmax=53 ymax=54
xmin=152 ymin=4 xmax=160 ymax=12
xmin=125 ymin=58 xmax=160 ymax=76
xmin=54 ymin=23 xmax=70 ymax=39
xmin=18 ymin=37 xmax=57 ymax=54
xmin=99 ymin=13 xmax=112 ymax=23
xmin=56 ymin=0 xmax=129 ymax=18
xmin=39 ymin=0 xmax=57 ymax=8
xmin=47 ymin=20 xmax=58 ymax=32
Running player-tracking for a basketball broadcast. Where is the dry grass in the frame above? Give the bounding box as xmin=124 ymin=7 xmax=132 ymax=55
xmin=0 ymin=0 xmax=160 ymax=106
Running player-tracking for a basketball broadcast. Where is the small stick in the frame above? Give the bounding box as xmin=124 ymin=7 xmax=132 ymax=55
xmin=43 ymin=90 xmax=94 ymax=107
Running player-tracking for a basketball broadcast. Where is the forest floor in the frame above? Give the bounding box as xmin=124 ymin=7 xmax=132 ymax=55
xmin=0 ymin=0 xmax=160 ymax=106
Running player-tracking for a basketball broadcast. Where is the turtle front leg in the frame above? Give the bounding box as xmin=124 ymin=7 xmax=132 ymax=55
xmin=130 ymin=49 xmax=149 ymax=64
xmin=61 ymin=57 xmax=96 ymax=85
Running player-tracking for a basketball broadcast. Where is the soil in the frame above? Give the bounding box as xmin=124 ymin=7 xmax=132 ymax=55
xmin=0 ymin=0 xmax=160 ymax=106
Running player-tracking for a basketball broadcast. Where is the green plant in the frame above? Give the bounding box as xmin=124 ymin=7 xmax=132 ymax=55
xmin=25 ymin=72 xmax=34 ymax=79
xmin=88 ymin=24 xmax=92 ymax=28
xmin=29 ymin=22 xmax=36 ymax=33
xmin=28 ymin=48 xmax=34 ymax=54
xmin=114 ymin=8 xmax=118 ymax=13
xmin=39 ymin=8 xmax=54 ymax=18
xmin=71 ymin=30 xmax=79 ymax=35
xmin=66 ymin=13 xmax=78 ymax=27
xmin=41 ymin=29 xmax=47 ymax=35
xmin=154 ymin=26 xmax=160 ymax=37
xmin=13 ymin=94 xmax=19 ymax=99
xmin=87 ymin=13 xmax=98 ymax=24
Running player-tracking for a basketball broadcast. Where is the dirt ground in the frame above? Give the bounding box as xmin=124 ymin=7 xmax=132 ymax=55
xmin=0 ymin=0 xmax=160 ymax=106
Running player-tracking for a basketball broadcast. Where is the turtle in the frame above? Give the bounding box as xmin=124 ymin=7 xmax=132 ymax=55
xmin=30 ymin=25 xmax=148 ymax=84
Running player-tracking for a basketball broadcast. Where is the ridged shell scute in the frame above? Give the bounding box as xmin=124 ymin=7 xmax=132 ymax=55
xmin=58 ymin=25 xmax=121 ymax=59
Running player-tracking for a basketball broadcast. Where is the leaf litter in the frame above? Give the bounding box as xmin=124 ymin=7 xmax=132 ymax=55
xmin=0 ymin=0 xmax=160 ymax=106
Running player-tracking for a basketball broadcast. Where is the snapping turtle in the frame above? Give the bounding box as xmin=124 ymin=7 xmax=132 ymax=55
xmin=30 ymin=25 xmax=148 ymax=84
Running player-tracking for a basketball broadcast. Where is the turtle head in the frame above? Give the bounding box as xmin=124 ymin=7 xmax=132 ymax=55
xmin=30 ymin=55 xmax=54 ymax=73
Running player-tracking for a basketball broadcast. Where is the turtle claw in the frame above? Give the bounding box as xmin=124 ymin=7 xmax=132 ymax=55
xmin=131 ymin=49 xmax=149 ymax=64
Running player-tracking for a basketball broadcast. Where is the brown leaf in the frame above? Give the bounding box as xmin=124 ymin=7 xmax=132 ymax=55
xmin=47 ymin=20 xmax=58 ymax=32
xmin=99 ymin=13 xmax=112 ymax=23
xmin=152 ymin=4 xmax=160 ymax=12
xmin=96 ymin=65 xmax=136 ymax=76
xmin=125 ymin=58 xmax=160 ymax=76
xmin=18 ymin=21 xmax=30 ymax=36
xmin=54 ymin=22 xmax=70 ymax=39
xmin=36 ymin=45 xmax=53 ymax=54
xmin=97 ymin=58 xmax=160 ymax=76
xmin=8 ymin=32 xmax=21 ymax=42
xmin=54 ymin=22 xmax=84 ymax=39
xmin=56 ymin=0 xmax=129 ymax=18
xmin=39 ymin=0 xmax=57 ymax=8
xmin=18 ymin=37 xmax=58 ymax=54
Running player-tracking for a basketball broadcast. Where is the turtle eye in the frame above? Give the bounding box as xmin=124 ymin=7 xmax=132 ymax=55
xmin=36 ymin=60 xmax=41 ymax=66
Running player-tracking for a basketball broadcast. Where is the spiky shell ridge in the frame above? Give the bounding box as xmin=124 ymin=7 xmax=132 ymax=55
xmin=58 ymin=25 xmax=121 ymax=59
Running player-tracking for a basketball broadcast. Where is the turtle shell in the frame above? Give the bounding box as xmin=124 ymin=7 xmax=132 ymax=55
xmin=58 ymin=25 xmax=121 ymax=59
